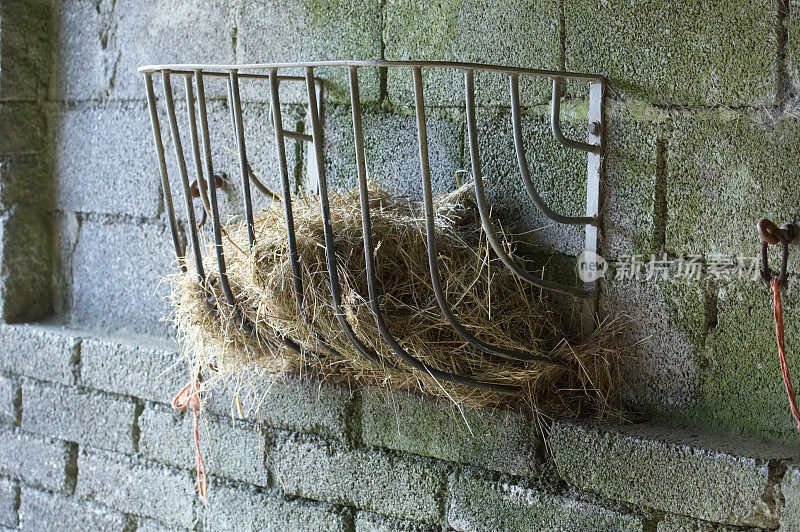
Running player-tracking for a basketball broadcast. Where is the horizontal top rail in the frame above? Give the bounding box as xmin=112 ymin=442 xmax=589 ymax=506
xmin=137 ymin=60 xmax=605 ymax=82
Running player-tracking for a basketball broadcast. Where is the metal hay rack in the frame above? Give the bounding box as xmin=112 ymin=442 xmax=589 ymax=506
xmin=139 ymin=60 xmax=606 ymax=395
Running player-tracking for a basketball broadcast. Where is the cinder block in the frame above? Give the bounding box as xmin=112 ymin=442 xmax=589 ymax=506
xmin=203 ymin=480 xmax=346 ymax=532
xmin=355 ymin=511 xmax=439 ymax=532
xmin=0 ymin=478 xmax=17 ymax=528
xmin=324 ymin=104 xmax=463 ymax=200
xmin=384 ymin=0 xmax=560 ymax=107
xmin=139 ymin=404 xmax=269 ymax=487
xmin=21 ymin=379 xmax=138 ymax=453
xmin=0 ymin=207 xmax=54 ymax=322
xmin=599 ymin=276 xmax=707 ymax=411
xmin=136 ymin=517 xmax=191 ymax=532
xmin=0 ymin=427 xmax=73 ymax=493
xmin=204 ymin=374 xmax=352 ymax=442
xmin=0 ymin=103 xmax=45 ymax=155
xmin=446 ymin=470 xmax=646 ymax=532
xmin=0 ymin=153 xmax=50 ymax=211
xmin=565 ymin=0 xmax=775 ymax=106
xmin=80 ymin=333 xmax=186 ymax=404
xmin=0 ymin=377 xmax=18 ymax=425
xmin=0 ymin=1 xmax=51 ymax=101
xmin=65 ymin=218 xmax=176 ymax=336
xmin=111 ymin=0 xmax=235 ymax=100
xmin=361 ymin=388 xmax=540 ymax=478
xmin=665 ymin=110 xmax=800 ymax=258
xmin=51 ymin=100 xmax=162 ymax=218
xmin=75 ymin=449 xmax=195 ymax=528
xmin=18 ymin=486 xmax=128 ymax=532
xmin=0 ymin=324 xmax=78 ymax=386
xmin=234 ymin=0 xmax=382 ymax=104
xmin=269 ymin=433 xmax=445 ymax=524
xmin=548 ymin=419 xmax=798 ymax=528
xmin=656 ymin=513 xmax=738 ymax=531
xmin=780 ymin=463 xmax=800 ymax=531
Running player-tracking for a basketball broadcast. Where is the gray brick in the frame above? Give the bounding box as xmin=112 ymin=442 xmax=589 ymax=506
xmin=0 ymin=478 xmax=17 ymax=529
xmin=565 ymin=0 xmax=775 ymax=106
xmin=549 ymin=419 xmax=800 ymax=528
xmin=324 ymin=105 xmax=463 ymax=200
xmin=447 ymin=471 xmax=645 ymax=532
xmin=0 ymin=324 xmax=79 ymax=384
xmin=65 ymin=218 xmax=175 ymax=336
xmin=136 ymin=517 xmax=191 ymax=532
xmin=0 ymin=1 xmax=51 ymax=102
xmin=0 ymin=103 xmax=45 ymax=155
xmin=361 ymin=388 xmax=540 ymax=477
xmin=781 ymin=463 xmax=800 ymax=531
xmin=204 ymin=374 xmax=351 ymax=442
xmin=355 ymin=511 xmax=439 ymax=532
xmin=139 ymin=404 xmax=269 ymax=487
xmin=0 ymin=153 xmax=50 ymax=211
xmin=76 ymin=449 xmax=195 ymax=528
xmin=18 ymin=486 xmax=128 ymax=532
xmin=21 ymin=379 xmax=137 ymax=453
xmin=80 ymin=333 xmax=185 ymax=404
xmin=204 ymin=481 xmax=346 ymax=532
xmin=0 ymin=427 xmax=72 ymax=493
xmin=111 ymin=0 xmax=235 ymax=100
xmin=270 ymin=434 xmax=445 ymax=524
xmin=384 ymin=0 xmax=560 ymax=107
xmin=235 ymin=0 xmax=382 ymax=104
xmin=0 ymin=377 xmax=18 ymax=425
xmin=656 ymin=513 xmax=741 ymax=531
xmin=51 ymin=100 xmax=162 ymax=217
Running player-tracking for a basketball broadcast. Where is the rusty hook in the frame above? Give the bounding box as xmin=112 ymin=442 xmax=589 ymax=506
xmin=758 ymin=218 xmax=798 ymax=286
xmin=190 ymin=172 xmax=226 ymax=227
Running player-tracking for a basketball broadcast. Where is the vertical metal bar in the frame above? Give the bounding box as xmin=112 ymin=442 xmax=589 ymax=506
xmin=466 ymin=70 xmax=589 ymax=298
xmin=195 ymin=70 xmax=236 ymax=306
xmin=412 ymin=67 xmax=559 ymax=364
xmin=162 ymin=72 xmax=205 ymax=285
xmin=509 ymin=75 xmax=594 ymax=226
xmin=184 ymin=74 xmax=209 ymax=285
xmin=144 ymin=72 xmax=184 ymax=267
xmin=352 ymin=67 xmax=522 ymax=391
xmin=269 ymin=68 xmax=304 ymax=312
xmin=228 ymin=69 xmax=256 ymax=246
xmin=306 ymin=80 xmax=322 ymax=195
xmin=305 ymin=66 xmax=381 ymax=366
xmin=581 ymin=79 xmax=604 ymax=336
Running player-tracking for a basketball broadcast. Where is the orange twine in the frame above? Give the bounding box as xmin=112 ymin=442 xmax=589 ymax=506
xmin=770 ymin=278 xmax=800 ymax=432
xmin=171 ymin=380 xmax=208 ymax=501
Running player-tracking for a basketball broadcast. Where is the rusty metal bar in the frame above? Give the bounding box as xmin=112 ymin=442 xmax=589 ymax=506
xmin=228 ymin=70 xmax=256 ymax=246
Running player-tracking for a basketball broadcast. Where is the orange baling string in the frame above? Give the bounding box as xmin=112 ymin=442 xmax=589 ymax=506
xmin=771 ymin=278 xmax=800 ymax=432
xmin=171 ymin=380 xmax=208 ymax=501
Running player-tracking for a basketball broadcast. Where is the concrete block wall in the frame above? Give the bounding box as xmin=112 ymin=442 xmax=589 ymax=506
xmin=0 ymin=0 xmax=799 ymax=529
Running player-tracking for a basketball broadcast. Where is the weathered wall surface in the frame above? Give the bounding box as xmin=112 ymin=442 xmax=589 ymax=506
xmin=1 ymin=0 xmax=800 ymax=530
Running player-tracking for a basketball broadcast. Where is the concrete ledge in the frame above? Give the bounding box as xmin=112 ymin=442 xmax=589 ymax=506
xmin=549 ymin=419 xmax=800 ymax=528
xmin=0 ymin=324 xmax=79 ymax=385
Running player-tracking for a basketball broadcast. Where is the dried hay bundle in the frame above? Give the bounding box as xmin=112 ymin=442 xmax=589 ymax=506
xmin=170 ymin=183 xmax=624 ymax=418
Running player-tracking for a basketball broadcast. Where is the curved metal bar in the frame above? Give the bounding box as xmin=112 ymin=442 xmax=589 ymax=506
xmin=228 ymin=70 xmax=256 ymax=247
xmin=305 ymin=66 xmax=381 ymax=366
xmin=139 ymin=60 xmax=605 ymax=83
xmin=412 ymin=68 xmax=565 ymax=366
xmin=510 ymin=76 xmax=596 ymax=226
xmin=194 ymin=70 xmax=236 ymax=307
xmin=144 ymin=73 xmax=184 ymax=268
xmin=162 ymin=72 xmax=205 ymax=285
xmin=551 ymin=78 xmax=601 ymax=155
xmin=351 ymin=67 xmax=519 ymax=394
xmin=465 ymin=70 xmax=591 ymax=298
xmin=225 ymin=78 xmax=283 ymax=201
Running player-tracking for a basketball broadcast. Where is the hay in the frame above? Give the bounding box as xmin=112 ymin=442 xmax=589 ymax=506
xmin=170 ymin=182 xmax=625 ymax=418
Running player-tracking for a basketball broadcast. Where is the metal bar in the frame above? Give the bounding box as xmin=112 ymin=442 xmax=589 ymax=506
xmin=413 ymin=67 xmax=563 ymax=365
xmin=465 ymin=70 xmax=590 ymax=298
xmin=551 ymin=78 xmax=602 ymax=154
xmin=162 ymin=72 xmax=205 ymax=285
xmin=228 ymin=70 xmax=256 ymax=246
xmin=144 ymin=73 xmax=184 ymax=267
xmin=351 ymin=66 xmax=519 ymax=394
xmin=305 ymin=66 xmax=381 ymax=366
xmin=510 ymin=75 xmax=596 ymax=226
xmin=283 ymin=130 xmax=313 ymax=143
xmin=195 ymin=70 xmax=236 ymax=307
xmin=269 ymin=68 xmax=305 ymax=313
xmin=184 ymin=73 xmax=212 ymax=237
xmin=138 ymin=60 xmax=605 ymax=82
xmin=581 ymin=79 xmax=605 ymax=336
